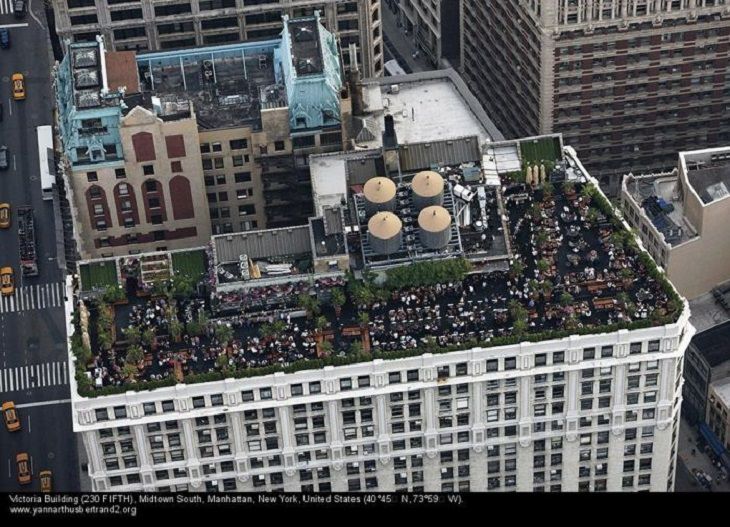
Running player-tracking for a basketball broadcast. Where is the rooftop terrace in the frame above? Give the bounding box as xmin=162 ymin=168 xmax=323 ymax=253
xmin=70 ymin=140 xmax=683 ymax=397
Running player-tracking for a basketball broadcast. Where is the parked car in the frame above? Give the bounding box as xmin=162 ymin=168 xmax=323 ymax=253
xmin=2 ymin=401 xmax=20 ymax=432
xmin=0 ymin=146 xmax=7 ymax=170
xmin=0 ymin=29 xmax=9 ymax=49
xmin=16 ymin=453 xmax=31 ymax=485
xmin=13 ymin=0 xmax=25 ymax=19
xmin=0 ymin=204 xmax=10 ymax=229
xmin=12 ymin=73 xmax=25 ymax=100
xmin=1 ymin=267 xmax=14 ymax=296
xmin=39 ymin=471 xmax=52 ymax=492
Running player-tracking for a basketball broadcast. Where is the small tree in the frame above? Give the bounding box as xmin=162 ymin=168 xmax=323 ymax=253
xmin=298 ymin=294 xmax=321 ymax=317
xmin=141 ymin=327 xmax=156 ymax=348
xmin=537 ymin=259 xmax=551 ymax=274
xmin=122 ymin=363 xmax=138 ymax=381
xmin=171 ymin=275 xmax=195 ymax=300
xmin=215 ymin=324 xmax=234 ymax=346
xmin=330 ymin=288 xmax=346 ymax=317
xmin=319 ymin=340 xmax=333 ymax=356
xmin=358 ymin=312 xmax=370 ymax=327
xmin=216 ymin=353 xmax=230 ymax=370
xmin=510 ymin=260 xmax=525 ymax=277
xmin=102 ymin=285 xmax=126 ymax=304
xmin=562 ymin=181 xmax=575 ymax=194
xmin=349 ymin=341 xmax=363 ymax=355
xmin=560 ymin=292 xmax=574 ymax=306
xmin=259 ymin=323 xmax=273 ymax=339
xmin=169 ymin=317 xmax=183 ymax=341
xmin=535 ymin=230 xmax=549 ymax=248
xmin=542 ymin=182 xmax=554 ymax=200
xmin=315 ymin=316 xmax=329 ymax=333
xmin=122 ymin=326 xmax=141 ymax=345
xmin=125 ymin=344 xmax=144 ymax=365
xmin=541 ymin=280 xmax=554 ymax=298
xmin=271 ymin=320 xmax=287 ymax=335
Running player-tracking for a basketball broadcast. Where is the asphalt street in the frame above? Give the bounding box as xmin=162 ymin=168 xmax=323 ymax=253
xmin=0 ymin=3 xmax=79 ymax=492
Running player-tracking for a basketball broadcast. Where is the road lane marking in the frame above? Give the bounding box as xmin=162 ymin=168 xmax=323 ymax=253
xmin=15 ymin=398 xmax=71 ymax=409
xmin=0 ymin=362 xmax=70 ymax=394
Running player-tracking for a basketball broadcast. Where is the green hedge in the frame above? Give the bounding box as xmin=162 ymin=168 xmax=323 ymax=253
xmin=385 ymin=258 xmax=472 ymax=289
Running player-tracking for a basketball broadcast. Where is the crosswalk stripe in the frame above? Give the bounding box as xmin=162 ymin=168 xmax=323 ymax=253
xmin=0 ymin=0 xmax=14 ymax=15
xmin=0 ymin=362 xmax=70 ymax=394
xmin=0 ymin=282 xmax=66 ymax=314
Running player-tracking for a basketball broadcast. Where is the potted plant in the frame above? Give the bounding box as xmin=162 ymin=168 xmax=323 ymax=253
xmin=537 ymin=258 xmax=551 ymax=277
xmin=122 ymin=326 xmax=141 ymax=345
xmin=169 ymin=317 xmax=183 ymax=343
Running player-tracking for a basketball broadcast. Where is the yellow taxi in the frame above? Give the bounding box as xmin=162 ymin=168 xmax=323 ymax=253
xmin=0 ymin=203 xmax=10 ymax=229
xmin=2 ymin=401 xmax=20 ymax=432
xmin=16 ymin=453 xmax=31 ymax=485
xmin=11 ymin=73 xmax=25 ymax=101
xmin=0 ymin=267 xmax=14 ymax=296
xmin=39 ymin=470 xmax=52 ymax=492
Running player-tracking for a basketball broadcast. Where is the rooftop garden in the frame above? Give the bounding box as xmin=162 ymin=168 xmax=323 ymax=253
xmin=79 ymin=261 xmax=118 ymax=292
xmin=70 ymin=174 xmax=682 ymax=398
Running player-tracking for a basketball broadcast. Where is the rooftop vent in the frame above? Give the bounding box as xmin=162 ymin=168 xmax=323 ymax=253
xmin=72 ymin=49 xmax=97 ymax=69
xmin=74 ymin=69 xmax=99 ymax=89
xmin=75 ymin=90 xmax=101 ymax=109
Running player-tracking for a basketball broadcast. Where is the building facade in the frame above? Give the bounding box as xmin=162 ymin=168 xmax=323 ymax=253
xmin=71 ymin=317 xmax=693 ymax=492
xmin=460 ymin=0 xmax=730 ymax=194
xmin=56 ymin=14 xmax=351 ymax=258
xmin=55 ymin=39 xmax=213 ymax=257
xmin=621 ymin=146 xmax=730 ymax=299
xmin=51 ymin=0 xmax=384 ymax=77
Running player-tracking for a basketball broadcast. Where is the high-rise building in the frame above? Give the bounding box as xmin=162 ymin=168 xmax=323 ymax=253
xmin=55 ymin=14 xmax=351 ymax=259
xmin=69 ymin=124 xmax=692 ymax=492
xmin=621 ymin=145 xmax=730 ymax=299
xmin=51 ymin=0 xmax=384 ymax=77
xmin=460 ymin=0 xmax=730 ymax=195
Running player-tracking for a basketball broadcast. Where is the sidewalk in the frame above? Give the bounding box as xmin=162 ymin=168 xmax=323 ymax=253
xmin=677 ymin=416 xmax=730 ymax=492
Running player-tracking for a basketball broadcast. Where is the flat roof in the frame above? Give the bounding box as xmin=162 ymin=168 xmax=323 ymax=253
xmin=691 ymin=320 xmax=730 ymax=367
xmin=711 ymin=376 xmax=730 ymax=407
xmin=624 ymin=172 xmax=699 ymax=246
xmin=356 ymin=69 xmax=501 ymax=149
xmin=105 ymin=51 xmax=140 ymax=94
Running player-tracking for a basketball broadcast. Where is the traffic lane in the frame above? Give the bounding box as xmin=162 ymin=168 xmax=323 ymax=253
xmin=0 ymin=402 xmax=79 ymax=492
xmin=0 ymin=24 xmax=60 ymax=285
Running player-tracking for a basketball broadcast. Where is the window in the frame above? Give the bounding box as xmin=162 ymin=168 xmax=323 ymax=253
xmin=583 ymin=348 xmax=595 ymax=360
xmin=230 ymin=139 xmax=248 ymax=150
xmin=274 ymin=140 xmax=285 ymax=151
xmin=143 ymin=165 xmax=155 ymax=176
xmin=505 ymin=357 xmax=516 ymax=370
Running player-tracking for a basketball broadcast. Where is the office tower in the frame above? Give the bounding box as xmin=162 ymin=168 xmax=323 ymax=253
xmin=54 ymin=14 xmax=350 ymax=258
xmin=621 ymin=145 xmax=730 ymax=299
xmin=460 ymin=0 xmax=730 ymax=195
xmin=52 ymin=0 xmax=384 ymax=77
xmin=70 ymin=123 xmax=692 ymax=492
